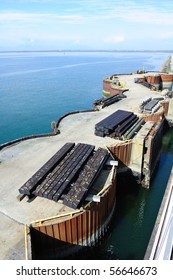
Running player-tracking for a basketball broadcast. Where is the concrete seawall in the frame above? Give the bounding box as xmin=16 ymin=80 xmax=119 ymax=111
xmin=0 ymin=72 xmax=172 ymax=259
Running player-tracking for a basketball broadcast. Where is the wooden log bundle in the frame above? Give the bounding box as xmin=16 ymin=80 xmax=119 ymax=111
xmin=113 ymin=114 xmax=138 ymax=137
xmin=33 ymin=143 xmax=95 ymax=201
xmin=18 ymin=143 xmax=109 ymax=209
xmin=123 ymin=118 xmax=145 ymax=140
xmin=63 ymin=148 xmax=109 ymax=209
xmin=95 ymin=109 xmax=138 ymax=139
xmin=92 ymin=93 xmax=126 ymax=109
xmin=19 ymin=142 xmax=75 ymax=195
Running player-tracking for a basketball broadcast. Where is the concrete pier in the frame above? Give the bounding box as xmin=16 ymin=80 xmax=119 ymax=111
xmin=0 ymin=72 xmax=172 ymax=259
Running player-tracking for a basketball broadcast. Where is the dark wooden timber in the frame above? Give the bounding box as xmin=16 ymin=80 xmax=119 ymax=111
xmin=19 ymin=142 xmax=75 ymax=195
xmin=113 ymin=115 xmax=138 ymax=137
xmin=33 ymin=144 xmax=83 ymax=197
xmin=95 ymin=110 xmax=133 ymax=132
xmin=95 ymin=109 xmax=138 ymax=138
xmin=63 ymin=148 xmax=109 ymax=209
xmin=19 ymin=143 xmax=111 ymax=209
xmin=33 ymin=143 xmax=94 ymax=200
xmin=48 ymin=144 xmax=95 ymax=201
xmin=92 ymin=93 xmax=126 ymax=109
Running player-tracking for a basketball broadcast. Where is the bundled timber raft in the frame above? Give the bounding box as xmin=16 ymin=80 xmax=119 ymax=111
xmin=20 ymin=143 xmax=117 ymax=259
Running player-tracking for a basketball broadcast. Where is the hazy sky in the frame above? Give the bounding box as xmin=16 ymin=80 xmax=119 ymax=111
xmin=1 ymin=0 xmax=173 ymax=51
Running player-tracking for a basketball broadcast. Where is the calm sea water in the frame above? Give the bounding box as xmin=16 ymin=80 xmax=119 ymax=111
xmin=0 ymin=51 xmax=172 ymax=259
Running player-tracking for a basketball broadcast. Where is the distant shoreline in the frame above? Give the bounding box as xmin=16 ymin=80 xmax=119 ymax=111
xmin=0 ymin=50 xmax=173 ymax=53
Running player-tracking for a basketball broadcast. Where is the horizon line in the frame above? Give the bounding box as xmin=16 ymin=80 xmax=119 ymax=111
xmin=0 ymin=49 xmax=173 ymax=53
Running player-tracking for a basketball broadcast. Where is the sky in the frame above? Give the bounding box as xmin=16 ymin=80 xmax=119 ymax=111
xmin=0 ymin=0 xmax=173 ymax=51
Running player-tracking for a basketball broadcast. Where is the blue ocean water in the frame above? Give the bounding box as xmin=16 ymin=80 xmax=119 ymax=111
xmin=0 ymin=51 xmax=172 ymax=260
xmin=0 ymin=51 xmax=170 ymax=144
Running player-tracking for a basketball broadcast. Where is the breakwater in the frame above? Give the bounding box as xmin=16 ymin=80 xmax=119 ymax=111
xmin=0 ymin=109 xmax=97 ymax=151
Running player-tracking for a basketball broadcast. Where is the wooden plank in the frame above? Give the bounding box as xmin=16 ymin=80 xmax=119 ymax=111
xmin=63 ymin=148 xmax=109 ymax=209
xmin=19 ymin=142 xmax=75 ymax=195
xmin=33 ymin=149 xmax=75 ymax=196
xmin=65 ymin=220 xmax=72 ymax=243
xmin=95 ymin=110 xmax=133 ymax=137
xmin=82 ymin=211 xmax=87 ymax=245
xmin=71 ymin=217 xmax=78 ymax=244
xmin=77 ymin=215 xmax=83 ymax=245
xmin=114 ymin=115 xmax=138 ymax=137
xmin=52 ymin=224 xmax=60 ymax=240
xmin=95 ymin=110 xmax=132 ymax=130
xmin=51 ymin=144 xmax=95 ymax=201
xmin=59 ymin=223 xmax=67 ymax=242
xmin=35 ymin=143 xmax=85 ymax=198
